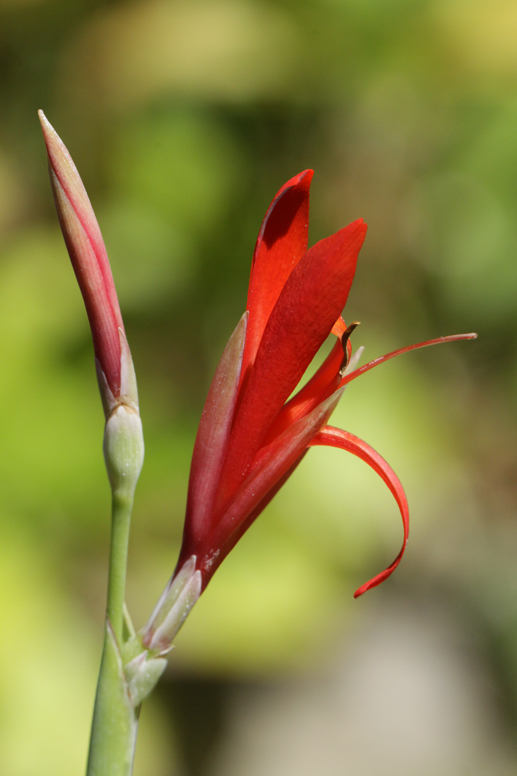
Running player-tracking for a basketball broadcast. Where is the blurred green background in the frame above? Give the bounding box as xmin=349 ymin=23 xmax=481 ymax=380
xmin=0 ymin=0 xmax=516 ymax=773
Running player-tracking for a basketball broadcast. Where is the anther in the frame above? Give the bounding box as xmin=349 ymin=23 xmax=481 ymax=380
xmin=340 ymin=321 xmax=361 ymax=375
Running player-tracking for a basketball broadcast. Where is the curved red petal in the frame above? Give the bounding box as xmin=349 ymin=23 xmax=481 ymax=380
xmin=242 ymin=170 xmax=313 ymax=380
xmin=309 ymin=425 xmax=409 ymax=598
xmin=340 ymin=333 xmax=478 ymax=388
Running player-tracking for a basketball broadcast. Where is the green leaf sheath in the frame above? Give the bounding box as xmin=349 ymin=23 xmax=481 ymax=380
xmin=86 ymin=621 xmax=138 ymax=776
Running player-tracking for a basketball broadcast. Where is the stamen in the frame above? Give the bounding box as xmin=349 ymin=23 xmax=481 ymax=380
xmin=343 ymin=345 xmax=364 ymax=376
xmin=340 ymin=332 xmax=477 ymax=387
xmin=339 ymin=321 xmax=361 ymax=374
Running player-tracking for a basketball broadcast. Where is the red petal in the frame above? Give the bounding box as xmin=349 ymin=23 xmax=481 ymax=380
xmin=262 ymin=337 xmax=343 ymax=445
xmin=340 ymin=333 xmax=478 ymax=388
xmin=178 ymin=314 xmax=247 ymax=565
xmin=220 ymin=220 xmax=367 ymax=503
xmin=263 ymin=340 xmax=343 ymax=445
xmin=242 ymin=170 xmax=313 ymax=381
xmin=199 ymin=388 xmax=345 ymax=585
xmin=309 ymin=425 xmax=409 ymax=598
xmin=262 ymin=317 xmax=357 ymax=445
xmin=331 ymin=317 xmax=347 ymax=337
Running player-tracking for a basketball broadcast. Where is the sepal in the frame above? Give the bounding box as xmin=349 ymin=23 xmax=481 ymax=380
xmin=97 ymin=330 xmax=139 ymax=418
xmin=141 ymin=556 xmax=202 ymax=653
xmin=119 ymin=328 xmax=139 ymax=412
xmin=87 ymin=620 xmax=138 ymax=776
xmin=184 ymin=313 xmax=247 ymax=545
xmin=123 ymin=651 xmax=167 ymax=708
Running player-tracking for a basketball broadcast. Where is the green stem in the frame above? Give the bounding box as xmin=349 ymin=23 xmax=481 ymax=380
xmin=86 ymin=490 xmax=138 ymax=776
xmin=107 ymin=491 xmax=134 ymax=643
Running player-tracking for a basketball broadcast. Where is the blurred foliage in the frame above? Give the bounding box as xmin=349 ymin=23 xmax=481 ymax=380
xmin=0 ymin=0 xmax=516 ymax=773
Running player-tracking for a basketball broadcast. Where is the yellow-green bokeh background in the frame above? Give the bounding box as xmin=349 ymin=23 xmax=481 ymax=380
xmin=0 ymin=0 xmax=516 ymax=773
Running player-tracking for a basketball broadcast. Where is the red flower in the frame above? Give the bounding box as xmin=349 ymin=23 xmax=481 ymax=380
xmin=174 ymin=171 xmax=475 ymax=598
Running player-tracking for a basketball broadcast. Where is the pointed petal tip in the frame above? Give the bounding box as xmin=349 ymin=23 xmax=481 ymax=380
xmin=353 ymin=545 xmax=407 ymax=598
xmin=336 ymin=218 xmax=367 ymax=246
xmin=299 ymin=168 xmax=314 ymax=184
xmin=353 ymin=576 xmax=381 ymax=598
xmin=278 ymin=169 xmax=314 ymax=194
xmin=292 ymin=168 xmax=314 ymax=182
xmin=340 ymin=217 xmax=368 ymax=253
xmin=37 ymin=110 xmax=76 ymax=180
xmin=353 ymin=585 xmax=368 ymax=599
xmin=38 ymin=110 xmax=57 ymax=149
xmin=38 ymin=111 xmax=54 ymax=155
xmin=351 ymin=573 xmax=396 ymax=598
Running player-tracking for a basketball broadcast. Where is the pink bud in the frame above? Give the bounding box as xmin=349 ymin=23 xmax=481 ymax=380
xmin=39 ymin=110 xmax=136 ymax=416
